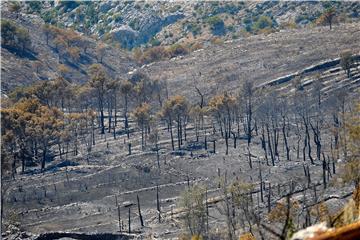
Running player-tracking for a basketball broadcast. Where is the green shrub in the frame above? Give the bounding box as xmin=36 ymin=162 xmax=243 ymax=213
xmin=253 ymin=15 xmax=273 ymax=30
xmin=295 ymin=14 xmax=307 ymax=24
xmin=243 ymin=16 xmax=252 ymax=25
xmin=322 ymin=2 xmax=332 ymax=9
xmin=207 ymin=15 xmax=223 ymax=26
xmin=186 ymin=22 xmax=201 ymax=36
xmin=227 ymin=25 xmax=235 ymax=32
xmin=113 ymin=13 xmax=123 ymax=23
xmin=150 ymin=37 xmax=161 ymax=46
xmin=1 ymin=19 xmax=31 ymax=53
xmin=129 ymin=19 xmax=140 ymax=30
xmin=245 ymin=24 xmax=252 ymax=32
xmin=168 ymin=44 xmax=189 ymax=57
xmin=212 ymin=3 xmax=241 ymax=15
xmin=41 ymin=9 xmax=57 ymax=24
xmin=207 ymin=16 xmax=225 ymax=35
xmin=85 ymin=4 xmax=98 ymax=25
xmin=57 ymin=1 xmax=79 ymax=12
xmin=28 ymin=1 xmax=42 ymax=13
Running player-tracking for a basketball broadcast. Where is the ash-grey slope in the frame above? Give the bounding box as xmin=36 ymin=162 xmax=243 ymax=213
xmin=142 ymin=23 xmax=360 ymax=99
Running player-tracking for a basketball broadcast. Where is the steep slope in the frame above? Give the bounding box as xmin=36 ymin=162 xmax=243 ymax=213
xmin=2 ymin=4 xmax=359 ymax=99
xmin=17 ymin=1 xmax=360 ymax=48
xmin=1 ymin=5 xmax=137 ymax=94
xmin=140 ymin=23 xmax=360 ymax=100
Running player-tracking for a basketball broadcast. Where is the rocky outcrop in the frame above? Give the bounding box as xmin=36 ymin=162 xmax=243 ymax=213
xmin=110 ymin=25 xmax=139 ymax=49
xmin=21 ymin=1 xmax=359 ymax=49
xmin=109 ymin=9 xmax=185 ymax=48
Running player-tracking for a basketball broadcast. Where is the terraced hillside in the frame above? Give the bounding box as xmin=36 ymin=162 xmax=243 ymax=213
xmin=2 ymin=3 xmax=360 ymax=240
xmin=2 ymin=51 xmax=359 ymax=239
xmin=142 ymin=23 xmax=360 ymax=99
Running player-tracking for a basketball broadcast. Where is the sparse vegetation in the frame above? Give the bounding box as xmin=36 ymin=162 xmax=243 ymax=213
xmin=1 ymin=2 xmax=360 ymax=240
xmin=1 ymin=19 xmax=32 ymax=54
xmin=207 ymin=15 xmax=226 ymax=35
xmin=133 ymin=43 xmax=192 ymax=64
xmin=317 ymin=7 xmax=337 ymax=29
xmin=179 ymin=185 xmax=207 ymax=237
xmin=253 ymin=15 xmax=274 ymax=31
xmin=340 ymin=51 xmax=354 ymax=78
xmin=185 ymin=22 xmax=202 ymax=36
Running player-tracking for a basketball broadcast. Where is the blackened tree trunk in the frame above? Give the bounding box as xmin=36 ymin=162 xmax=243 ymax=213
xmin=100 ymin=107 xmax=105 ymax=134
xmin=128 ymin=207 xmax=131 ymax=234
xmin=141 ymin=126 xmax=145 ymax=150
xmin=282 ymin=117 xmax=290 ymax=161
xmin=225 ymin=125 xmax=229 ymax=155
xmin=267 ymin=183 xmax=271 ymax=213
xmin=169 ymin=120 xmax=175 ymax=151
xmin=114 ymin=95 xmax=117 ymax=127
xmin=248 ymin=146 xmax=252 ymax=169
xmin=266 ymin=124 xmax=275 ymax=166
xmin=231 ymin=132 xmax=237 ymax=149
xmin=177 ymin=117 xmax=181 ymax=149
xmin=260 ymin=126 xmax=269 ymax=165
xmin=305 ymin=123 xmax=314 ymax=164
xmin=115 ymin=195 xmax=121 ymax=232
xmin=137 ymin=195 xmax=144 ymax=227
xmin=322 ymin=153 xmax=327 ymax=189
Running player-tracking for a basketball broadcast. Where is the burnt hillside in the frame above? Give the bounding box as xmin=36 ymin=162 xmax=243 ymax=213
xmin=1 ymin=6 xmax=136 ymax=94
